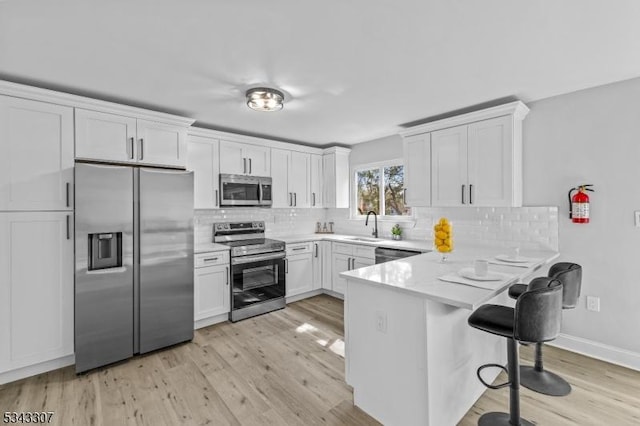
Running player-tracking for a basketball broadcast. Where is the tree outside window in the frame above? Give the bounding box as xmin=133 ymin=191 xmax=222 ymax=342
xmin=356 ymin=164 xmax=410 ymax=216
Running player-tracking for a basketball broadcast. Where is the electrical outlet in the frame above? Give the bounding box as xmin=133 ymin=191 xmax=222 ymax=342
xmin=375 ymin=310 xmax=387 ymax=333
xmin=586 ymin=296 xmax=600 ymax=312
xmin=635 ymin=211 xmax=640 ymax=227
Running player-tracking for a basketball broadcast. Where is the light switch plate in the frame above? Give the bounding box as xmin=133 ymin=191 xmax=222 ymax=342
xmin=586 ymin=296 xmax=600 ymax=312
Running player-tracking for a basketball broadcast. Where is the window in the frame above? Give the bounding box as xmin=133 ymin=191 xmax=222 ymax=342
xmin=355 ymin=162 xmax=410 ymax=217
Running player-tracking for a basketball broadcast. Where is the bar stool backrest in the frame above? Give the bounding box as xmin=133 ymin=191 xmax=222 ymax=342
xmin=549 ymin=262 xmax=582 ymax=309
xmin=514 ymin=277 xmax=563 ymax=343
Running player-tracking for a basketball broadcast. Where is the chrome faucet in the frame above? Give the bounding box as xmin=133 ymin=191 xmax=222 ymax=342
xmin=365 ymin=211 xmax=378 ymax=238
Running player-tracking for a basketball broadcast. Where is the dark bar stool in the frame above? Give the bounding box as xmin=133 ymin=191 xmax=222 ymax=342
xmin=508 ymin=262 xmax=582 ymax=396
xmin=468 ymin=277 xmax=563 ymax=426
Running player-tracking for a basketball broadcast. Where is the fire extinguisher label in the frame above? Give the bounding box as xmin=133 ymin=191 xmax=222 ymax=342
xmin=572 ymin=202 xmax=589 ymax=218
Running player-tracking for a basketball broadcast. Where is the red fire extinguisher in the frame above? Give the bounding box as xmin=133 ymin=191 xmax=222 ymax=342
xmin=568 ymin=184 xmax=594 ymax=223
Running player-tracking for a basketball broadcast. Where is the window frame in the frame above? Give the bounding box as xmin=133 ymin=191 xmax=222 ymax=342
xmin=352 ymin=159 xmax=413 ymax=220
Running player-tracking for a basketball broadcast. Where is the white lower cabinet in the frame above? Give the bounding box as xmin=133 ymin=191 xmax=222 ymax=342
xmin=0 ymin=212 xmax=74 ymax=374
xmin=194 ymin=251 xmax=230 ymax=326
xmin=286 ymin=243 xmax=314 ymax=297
xmin=331 ymin=242 xmax=376 ymax=296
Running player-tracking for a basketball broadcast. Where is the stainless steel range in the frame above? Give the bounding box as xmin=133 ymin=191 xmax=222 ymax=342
xmin=214 ymin=221 xmax=286 ymax=322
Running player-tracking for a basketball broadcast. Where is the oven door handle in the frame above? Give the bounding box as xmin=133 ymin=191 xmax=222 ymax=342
xmin=232 ymin=252 xmax=286 ymax=265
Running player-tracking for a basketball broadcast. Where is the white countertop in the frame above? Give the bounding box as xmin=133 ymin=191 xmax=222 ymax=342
xmin=274 ymin=233 xmax=434 ymax=252
xmin=194 ymin=242 xmax=230 ymax=254
xmin=340 ymin=245 xmax=559 ymax=310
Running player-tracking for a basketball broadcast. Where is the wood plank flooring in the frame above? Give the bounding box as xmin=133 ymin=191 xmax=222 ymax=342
xmin=1 ymin=294 xmax=639 ymax=425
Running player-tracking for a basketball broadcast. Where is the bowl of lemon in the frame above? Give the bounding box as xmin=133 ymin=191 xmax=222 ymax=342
xmin=433 ymin=217 xmax=453 ymax=262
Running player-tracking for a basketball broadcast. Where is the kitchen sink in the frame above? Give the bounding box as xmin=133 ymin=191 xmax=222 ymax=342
xmin=345 ymin=237 xmax=380 ymax=243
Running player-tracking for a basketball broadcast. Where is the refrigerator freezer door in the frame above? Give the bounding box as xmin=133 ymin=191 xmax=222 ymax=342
xmin=138 ymin=168 xmax=194 ymax=354
xmin=75 ymin=163 xmax=134 ymax=373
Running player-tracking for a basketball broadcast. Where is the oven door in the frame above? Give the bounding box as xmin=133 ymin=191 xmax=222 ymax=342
xmin=220 ymin=174 xmax=260 ymax=206
xmin=231 ymin=252 xmax=285 ymax=310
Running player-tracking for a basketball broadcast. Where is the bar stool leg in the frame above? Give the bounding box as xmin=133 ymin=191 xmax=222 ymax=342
xmin=520 ymin=342 xmax=572 ymax=397
xmin=479 ymin=338 xmax=534 ymax=426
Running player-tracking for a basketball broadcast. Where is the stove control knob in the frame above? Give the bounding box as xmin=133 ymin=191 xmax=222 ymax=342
xmin=252 ymin=223 xmax=257 ymax=228
xmin=224 ymin=224 xmax=229 ymax=229
xmin=258 ymin=223 xmax=264 ymax=228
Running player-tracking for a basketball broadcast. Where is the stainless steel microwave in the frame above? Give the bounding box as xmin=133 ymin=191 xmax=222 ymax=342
xmin=220 ymin=174 xmax=272 ymax=207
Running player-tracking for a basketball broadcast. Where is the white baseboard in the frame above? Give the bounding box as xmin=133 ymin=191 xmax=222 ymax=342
xmin=0 ymin=355 xmax=75 ymax=385
xmin=194 ymin=313 xmax=229 ymax=330
xmin=549 ymin=333 xmax=640 ymax=372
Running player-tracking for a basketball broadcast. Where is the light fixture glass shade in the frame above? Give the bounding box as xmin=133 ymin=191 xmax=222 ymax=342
xmin=246 ymin=87 xmax=284 ymax=112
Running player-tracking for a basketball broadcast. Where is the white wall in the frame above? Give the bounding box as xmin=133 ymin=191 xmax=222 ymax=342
xmin=523 ymin=77 xmax=640 ymax=358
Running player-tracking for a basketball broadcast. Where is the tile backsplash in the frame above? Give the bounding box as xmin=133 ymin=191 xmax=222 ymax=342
xmin=195 ymin=205 xmax=559 ymax=251
xmin=194 ymin=208 xmax=324 ymax=244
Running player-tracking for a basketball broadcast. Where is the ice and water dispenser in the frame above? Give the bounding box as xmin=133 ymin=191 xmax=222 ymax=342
xmin=88 ymin=232 xmax=123 ymax=270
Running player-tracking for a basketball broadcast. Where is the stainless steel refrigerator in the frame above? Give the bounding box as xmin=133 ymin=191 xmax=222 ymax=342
xmin=74 ymin=162 xmax=194 ymax=373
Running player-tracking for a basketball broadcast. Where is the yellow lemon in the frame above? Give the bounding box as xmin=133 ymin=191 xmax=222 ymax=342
xmin=442 ymin=224 xmax=451 ymax=233
xmin=435 ymin=231 xmax=447 ymax=240
xmin=435 ymin=238 xmax=443 ymax=246
xmin=439 ymin=217 xmax=449 ymax=224
xmin=444 ymin=238 xmax=452 ymax=246
xmin=434 ymin=224 xmax=442 ymax=232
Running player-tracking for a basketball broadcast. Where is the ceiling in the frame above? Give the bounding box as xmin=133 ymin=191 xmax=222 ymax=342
xmin=1 ymin=1 xmax=639 ymax=146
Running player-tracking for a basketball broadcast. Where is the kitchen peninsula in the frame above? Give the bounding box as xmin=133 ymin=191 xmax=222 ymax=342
xmin=340 ymin=246 xmax=559 ymax=426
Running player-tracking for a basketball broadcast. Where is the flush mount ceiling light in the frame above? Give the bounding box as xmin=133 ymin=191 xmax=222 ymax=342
xmin=246 ymin=87 xmax=284 ymax=112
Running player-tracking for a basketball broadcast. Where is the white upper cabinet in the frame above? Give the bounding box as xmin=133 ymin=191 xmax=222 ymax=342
xmin=75 ymin=109 xmax=189 ymax=168
xmin=136 ymin=119 xmax=187 ymax=168
xmin=187 ymin=133 xmax=220 ymax=209
xmin=0 ymin=96 xmax=74 ymax=211
xmin=323 ymin=147 xmax=351 ymax=209
xmin=403 ymin=133 xmax=431 ymax=207
xmin=431 ymin=125 xmax=468 ymax=206
xmin=271 ymin=149 xmax=310 ymax=208
xmin=402 ymin=101 xmax=528 ymax=207
xmin=310 ymin=154 xmax=323 ymax=208
xmin=219 ymin=140 xmax=270 ymax=176
xmin=467 ymin=115 xmax=516 ymax=206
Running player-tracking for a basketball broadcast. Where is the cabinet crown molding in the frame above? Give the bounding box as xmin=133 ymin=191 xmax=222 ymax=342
xmin=399 ymin=100 xmax=529 ymax=137
xmin=0 ymin=79 xmax=195 ymax=127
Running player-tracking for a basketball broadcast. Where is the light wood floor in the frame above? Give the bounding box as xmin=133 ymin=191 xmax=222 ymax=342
xmin=1 ymin=295 xmax=639 ymax=425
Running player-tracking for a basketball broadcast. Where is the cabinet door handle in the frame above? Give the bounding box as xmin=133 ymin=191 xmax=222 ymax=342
xmin=138 ymin=138 xmax=144 ymax=161
xmin=285 ymin=258 xmax=289 ymax=273
xmin=461 ymin=184 xmax=466 ymax=204
xmin=314 ymin=243 xmax=318 ymax=258
xmin=348 ymin=257 xmax=353 ymax=270
xmin=243 ymin=158 xmax=247 ymax=174
xmin=469 ymin=184 xmax=473 ymax=205
xmin=215 ymin=189 xmax=219 ymax=207
xmin=403 ymin=188 xmax=407 ymax=204
xmin=66 ymin=215 xmax=70 ymax=240
xmin=289 ymin=192 xmax=292 ymax=206
xmin=249 ymin=158 xmax=252 ymax=174
xmin=312 ymin=192 xmax=316 ymax=206
xmin=66 ymin=182 xmax=70 ymax=207
xmin=294 ymin=193 xmax=297 ymax=207
xmin=129 ymin=137 xmax=135 ymax=159
xmin=226 ymin=266 xmax=229 ymax=285
xmin=292 ymin=247 xmax=306 ymax=251
xmin=203 ymin=257 xmax=219 ymax=262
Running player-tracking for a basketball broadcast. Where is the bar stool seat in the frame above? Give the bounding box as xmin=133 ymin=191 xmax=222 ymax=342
xmin=468 ymin=277 xmax=563 ymax=426
xmin=508 ymin=262 xmax=582 ymax=397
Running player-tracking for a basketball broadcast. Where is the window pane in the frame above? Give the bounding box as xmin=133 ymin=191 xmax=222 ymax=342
xmin=356 ymin=168 xmax=380 ymax=215
xmin=384 ymin=165 xmax=410 ymax=215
